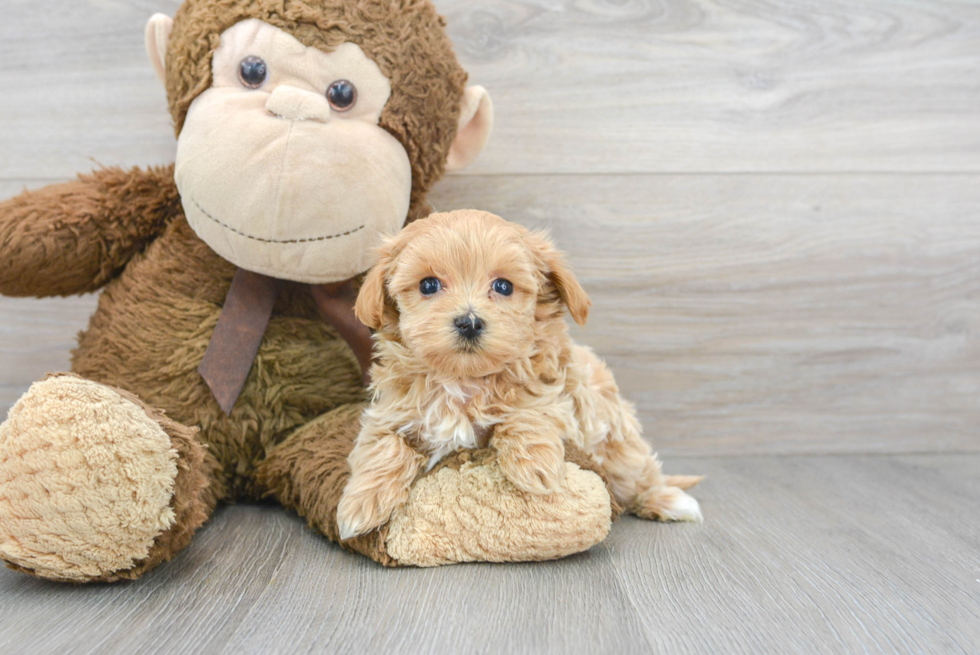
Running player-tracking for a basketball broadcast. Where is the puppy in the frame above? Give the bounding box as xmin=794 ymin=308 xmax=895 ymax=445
xmin=336 ymin=210 xmax=703 ymax=540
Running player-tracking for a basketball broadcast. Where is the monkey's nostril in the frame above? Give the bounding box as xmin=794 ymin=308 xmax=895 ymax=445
xmin=454 ymin=314 xmax=485 ymax=341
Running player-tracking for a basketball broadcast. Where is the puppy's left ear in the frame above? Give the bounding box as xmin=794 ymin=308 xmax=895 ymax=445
xmin=529 ymin=231 xmax=591 ymax=326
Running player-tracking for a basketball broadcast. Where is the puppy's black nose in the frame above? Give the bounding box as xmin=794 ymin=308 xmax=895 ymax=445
xmin=454 ymin=314 xmax=485 ymax=341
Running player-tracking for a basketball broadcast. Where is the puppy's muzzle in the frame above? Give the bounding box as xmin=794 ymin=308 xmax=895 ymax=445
xmin=454 ymin=313 xmax=485 ymax=342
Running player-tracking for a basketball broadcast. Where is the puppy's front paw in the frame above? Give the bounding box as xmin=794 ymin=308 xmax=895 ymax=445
xmin=495 ymin=439 xmax=567 ymax=495
xmin=336 ymin=489 xmax=393 ymax=541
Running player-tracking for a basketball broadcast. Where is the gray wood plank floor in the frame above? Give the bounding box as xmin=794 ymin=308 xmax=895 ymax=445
xmin=1 ymin=454 xmax=978 ymax=654
xmin=1 ymin=0 xmax=978 ymax=653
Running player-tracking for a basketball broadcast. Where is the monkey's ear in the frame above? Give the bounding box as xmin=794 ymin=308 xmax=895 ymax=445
xmin=445 ymin=86 xmax=494 ymax=172
xmin=529 ymin=231 xmax=592 ymax=326
xmin=145 ymin=14 xmax=174 ymax=84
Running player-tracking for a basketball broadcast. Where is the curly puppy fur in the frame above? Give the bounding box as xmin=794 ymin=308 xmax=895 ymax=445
xmin=336 ymin=210 xmax=703 ymax=539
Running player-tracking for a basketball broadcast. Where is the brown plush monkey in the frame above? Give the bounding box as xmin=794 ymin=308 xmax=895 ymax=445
xmin=0 ymin=0 xmax=615 ymax=582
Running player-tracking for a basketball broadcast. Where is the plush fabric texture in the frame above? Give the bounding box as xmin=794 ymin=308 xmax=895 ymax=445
xmin=255 ymin=412 xmax=617 ymax=567
xmin=385 ymin=448 xmax=614 ymax=567
xmin=0 ymin=0 xmax=612 ymax=580
xmin=445 ymin=86 xmax=494 ymax=172
xmin=0 ymin=174 xmax=616 ymax=576
xmin=69 ymin=184 xmax=368 ymax=500
xmin=96 ymin=387 xmax=219 ymax=582
xmin=0 ymin=375 xmax=180 ymax=581
xmin=0 ymin=166 xmax=179 ymax=298
xmin=0 ymin=169 xmax=617 ymax=578
xmin=166 ymin=0 xmax=468 ymax=215
xmin=254 ymin=403 xmax=395 ymax=564
xmin=145 ymin=14 xmax=173 ymax=83
xmin=175 ymin=20 xmax=414 ymax=283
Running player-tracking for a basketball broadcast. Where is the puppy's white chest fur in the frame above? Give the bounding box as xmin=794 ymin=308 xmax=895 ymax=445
xmin=415 ymin=382 xmax=496 ymax=470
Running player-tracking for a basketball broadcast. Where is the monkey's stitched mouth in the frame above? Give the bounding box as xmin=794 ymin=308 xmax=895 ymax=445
xmin=191 ymin=198 xmax=365 ymax=244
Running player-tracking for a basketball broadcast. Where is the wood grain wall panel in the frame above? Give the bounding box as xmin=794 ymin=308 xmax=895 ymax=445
xmin=1 ymin=1 xmax=978 ymax=178
xmin=430 ymin=173 xmax=980 ymax=454
xmin=2 ymin=174 xmax=976 ymax=455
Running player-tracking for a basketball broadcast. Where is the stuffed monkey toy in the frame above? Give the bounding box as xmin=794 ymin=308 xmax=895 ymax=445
xmin=0 ymin=0 xmax=617 ymax=582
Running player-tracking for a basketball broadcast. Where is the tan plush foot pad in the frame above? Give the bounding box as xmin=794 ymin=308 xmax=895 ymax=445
xmin=385 ymin=457 xmax=612 ymax=566
xmin=0 ymin=375 xmax=179 ymax=581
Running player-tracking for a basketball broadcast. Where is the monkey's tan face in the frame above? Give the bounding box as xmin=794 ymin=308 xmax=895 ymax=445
xmin=175 ymin=19 xmax=412 ymax=283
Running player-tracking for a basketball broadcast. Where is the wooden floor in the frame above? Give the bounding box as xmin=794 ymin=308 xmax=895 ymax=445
xmin=0 ymin=454 xmax=978 ymax=654
xmin=1 ymin=0 xmax=978 ymax=653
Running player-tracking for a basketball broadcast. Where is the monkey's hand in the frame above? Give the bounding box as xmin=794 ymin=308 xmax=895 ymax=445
xmin=337 ymin=427 xmax=426 ymax=540
xmin=0 ymin=165 xmax=179 ymax=297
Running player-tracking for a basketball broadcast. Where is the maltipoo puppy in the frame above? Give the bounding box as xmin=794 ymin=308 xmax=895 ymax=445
xmin=337 ymin=210 xmax=703 ymax=539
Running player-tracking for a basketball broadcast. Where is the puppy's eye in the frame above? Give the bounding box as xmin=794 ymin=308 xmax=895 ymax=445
xmin=420 ymin=277 xmax=442 ymax=296
xmin=327 ymin=80 xmax=357 ymax=112
xmin=492 ymin=279 xmax=514 ymax=296
xmin=238 ymin=56 xmax=268 ymax=89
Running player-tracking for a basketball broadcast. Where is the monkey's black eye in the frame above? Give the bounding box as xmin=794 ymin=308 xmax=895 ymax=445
xmin=327 ymin=80 xmax=357 ymax=112
xmin=493 ymin=279 xmax=514 ymax=296
xmin=419 ymin=277 xmax=442 ymax=296
xmin=238 ymin=56 xmax=268 ymax=89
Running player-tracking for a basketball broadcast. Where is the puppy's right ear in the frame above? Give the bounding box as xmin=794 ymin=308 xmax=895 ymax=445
xmin=357 ymin=219 xmax=431 ymax=330
xmin=355 ymin=261 xmax=388 ymax=331
xmin=356 ymin=232 xmax=409 ymax=331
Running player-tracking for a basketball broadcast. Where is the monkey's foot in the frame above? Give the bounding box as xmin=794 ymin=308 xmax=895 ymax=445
xmin=384 ymin=449 xmax=612 ymax=566
xmin=0 ymin=374 xmax=211 ymax=582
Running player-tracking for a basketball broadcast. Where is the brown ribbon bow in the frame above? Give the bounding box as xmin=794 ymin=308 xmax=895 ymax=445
xmin=198 ymin=268 xmax=375 ymax=415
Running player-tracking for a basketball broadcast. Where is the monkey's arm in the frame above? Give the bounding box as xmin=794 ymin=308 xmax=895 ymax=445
xmin=0 ymin=165 xmax=179 ymax=297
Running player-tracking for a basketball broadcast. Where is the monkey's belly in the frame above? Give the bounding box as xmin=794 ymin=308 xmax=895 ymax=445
xmin=69 ymin=224 xmax=367 ymax=498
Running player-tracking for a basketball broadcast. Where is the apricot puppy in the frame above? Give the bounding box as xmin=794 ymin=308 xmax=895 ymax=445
xmin=336 ymin=210 xmax=703 ymax=540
